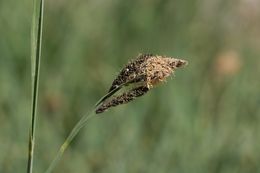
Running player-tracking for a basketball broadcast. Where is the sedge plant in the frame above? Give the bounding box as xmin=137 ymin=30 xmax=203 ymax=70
xmin=26 ymin=1 xmax=188 ymax=173
xmin=45 ymin=54 xmax=188 ymax=173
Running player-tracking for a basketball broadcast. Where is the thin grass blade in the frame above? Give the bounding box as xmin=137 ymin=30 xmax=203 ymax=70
xmin=27 ymin=0 xmax=44 ymax=172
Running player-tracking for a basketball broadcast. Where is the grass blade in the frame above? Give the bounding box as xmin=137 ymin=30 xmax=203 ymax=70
xmin=27 ymin=0 xmax=44 ymax=172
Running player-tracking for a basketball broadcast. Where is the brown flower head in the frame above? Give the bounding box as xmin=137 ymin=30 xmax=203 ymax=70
xmin=95 ymin=54 xmax=188 ymax=114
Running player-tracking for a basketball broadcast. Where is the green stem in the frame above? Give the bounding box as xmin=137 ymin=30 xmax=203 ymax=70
xmin=27 ymin=0 xmax=44 ymax=173
xmin=44 ymin=83 xmax=129 ymax=173
xmin=45 ymin=111 xmax=96 ymax=173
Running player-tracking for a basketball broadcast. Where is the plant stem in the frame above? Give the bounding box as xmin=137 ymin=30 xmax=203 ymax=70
xmin=44 ymin=83 xmax=128 ymax=173
xmin=27 ymin=0 xmax=44 ymax=173
xmin=45 ymin=111 xmax=95 ymax=173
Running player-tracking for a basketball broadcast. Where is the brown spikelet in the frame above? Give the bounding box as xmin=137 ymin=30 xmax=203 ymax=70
xmin=109 ymin=54 xmax=153 ymax=92
xmin=96 ymin=86 xmax=149 ymax=114
xmin=95 ymin=54 xmax=188 ymax=114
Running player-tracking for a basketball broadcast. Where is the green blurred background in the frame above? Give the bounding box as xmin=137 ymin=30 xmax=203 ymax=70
xmin=1 ymin=0 xmax=260 ymax=172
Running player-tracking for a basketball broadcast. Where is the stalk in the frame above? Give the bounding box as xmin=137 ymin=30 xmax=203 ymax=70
xmin=27 ymin=0 xmax=44 ymax=172
xmin=44 ymin=85 xmax=125 ymax=173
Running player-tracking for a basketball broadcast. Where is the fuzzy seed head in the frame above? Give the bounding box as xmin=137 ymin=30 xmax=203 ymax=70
xmin=139 ymin=56 xmax=187 ymax=88
xmin=95 ymin=54 xmax=188 ymax=114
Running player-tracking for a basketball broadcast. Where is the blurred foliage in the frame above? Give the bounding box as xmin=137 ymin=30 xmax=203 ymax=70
xmin=1 ymin=0 xmax=260 ymax=172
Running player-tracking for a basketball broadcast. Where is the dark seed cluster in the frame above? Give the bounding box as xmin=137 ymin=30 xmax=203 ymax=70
xmin=108 ymin=54 xmax=153 ymax=92
xmin=96 ymin=86 xmax=149 ymax=114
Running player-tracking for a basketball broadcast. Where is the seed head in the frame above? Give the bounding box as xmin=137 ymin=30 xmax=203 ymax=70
xmin=95 ymin=54 xmax=188 ymax=114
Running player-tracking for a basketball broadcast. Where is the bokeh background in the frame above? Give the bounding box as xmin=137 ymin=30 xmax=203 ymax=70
xmin=1 ymin=0 xmax=260 ymax=172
